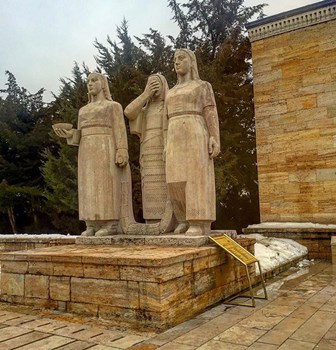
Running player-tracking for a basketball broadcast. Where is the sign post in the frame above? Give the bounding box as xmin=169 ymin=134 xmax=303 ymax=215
xmin=209 ymin=234 xmax=268 ymax=307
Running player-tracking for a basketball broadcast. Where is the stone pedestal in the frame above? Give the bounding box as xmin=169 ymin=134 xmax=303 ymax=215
xmin=0 ymin=238 xmax=256 ymax=331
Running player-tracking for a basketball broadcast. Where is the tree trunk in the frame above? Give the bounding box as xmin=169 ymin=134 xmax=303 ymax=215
xmin=7 ymin=206 xmax=17 ymax=233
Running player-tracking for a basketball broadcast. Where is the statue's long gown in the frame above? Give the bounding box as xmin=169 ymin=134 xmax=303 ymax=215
xmin=129 ymin=101 xmax=167 ymax=220
xmin=69 ymin=100 xmax=128 ymax=221
xmin=165 ymin=80 xmax=219 ymax=222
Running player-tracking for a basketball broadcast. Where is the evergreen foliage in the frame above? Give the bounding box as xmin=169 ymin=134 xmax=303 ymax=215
xmin=0 ymin=71 xmax=53 ymax=232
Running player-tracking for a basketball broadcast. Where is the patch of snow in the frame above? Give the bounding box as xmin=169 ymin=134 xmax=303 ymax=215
xmin=0 ymin=234 xmax=74 ymax=239
xmin=247 ymin=222 xmax=336 ymax=229
xmin=239 ymin=233 xmax=308 ymax=274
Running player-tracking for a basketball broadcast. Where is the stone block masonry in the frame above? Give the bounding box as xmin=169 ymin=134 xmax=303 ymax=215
xmin=247 ymin=1 xmax=336 ymax=223
xmin=0 ymin=239 xmax=256 ymax=331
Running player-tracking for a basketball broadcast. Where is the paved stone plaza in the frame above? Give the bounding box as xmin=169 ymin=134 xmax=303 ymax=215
xmin=0 ymin=260 xmax=334 ymax=349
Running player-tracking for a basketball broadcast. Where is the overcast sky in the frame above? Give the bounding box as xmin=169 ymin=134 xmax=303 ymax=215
xmin=0 ymin=0 xmax=318 ymax=102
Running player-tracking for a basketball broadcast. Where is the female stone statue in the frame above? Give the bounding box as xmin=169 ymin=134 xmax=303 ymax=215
xmin=53 ymin=72 xmax=129 ymax=236
xmin=165 ymin=49 xmax=220 ymax=236
xmin=124 ymin=74 xmax=169 ymax=223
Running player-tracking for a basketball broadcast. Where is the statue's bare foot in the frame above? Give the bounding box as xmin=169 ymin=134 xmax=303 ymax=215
xmin=185 ymin=225 xmax=203 ymax=236
xmin=95 ymin=228 xmax=112 ymax=237
xmin=81 ymin=228 xmax=95 ymax=236
xmin=174 ymin=222 xmax=189 ymax=234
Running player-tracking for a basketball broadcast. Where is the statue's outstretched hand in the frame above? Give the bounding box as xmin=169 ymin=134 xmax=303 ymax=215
xmin=208 ymin=136 xmax=220 ymax=159
xmin=115 ymin=149 xmax=129 ymax=167
xmin=54 ymin=128 xmax=74 ymax=139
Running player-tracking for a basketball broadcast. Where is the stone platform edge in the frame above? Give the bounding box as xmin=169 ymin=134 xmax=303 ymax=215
xmin=75 ymin=230 xmax=237 ymax=247
xmin=0 ymin=238 xmax=257 ymax=331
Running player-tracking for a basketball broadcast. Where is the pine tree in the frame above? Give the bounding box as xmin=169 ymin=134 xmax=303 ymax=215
xmin=0 ymin=71 xmax=52 ymax=232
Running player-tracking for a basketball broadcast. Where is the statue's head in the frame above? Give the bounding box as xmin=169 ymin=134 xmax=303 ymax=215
xmin=174 ymin=49 xmax=199 ymax=81
xmin=147 ymin=74 xmax=169 ymax=101
xmin=87 ymin=72 xmax=112 ymax=102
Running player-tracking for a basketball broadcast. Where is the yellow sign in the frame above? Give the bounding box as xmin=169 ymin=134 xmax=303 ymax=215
xmin=209 ymin=235 xmax=257 ymax=265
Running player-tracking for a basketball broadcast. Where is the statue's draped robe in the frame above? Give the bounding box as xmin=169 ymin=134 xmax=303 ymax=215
xmin=129 ymin=101 xmax=167 ymax=220
xmin=165 ymin=80 xmax=219 ymax=222
xmin=69 ymin=100 xmax=128 ymax=221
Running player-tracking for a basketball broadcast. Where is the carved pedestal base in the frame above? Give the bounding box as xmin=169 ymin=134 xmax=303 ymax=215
xmin=0 ymin=238 xmax=256 ymax=331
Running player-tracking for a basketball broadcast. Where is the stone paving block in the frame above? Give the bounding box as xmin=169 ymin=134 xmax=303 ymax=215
xmin=0 ymin=312 xmax=26 ymax=323
xmin=156 ymin=342 xmax=196 ymax=350
xmin=290 ymin=310 xmax=336 ymax=343
xmin=320 ymin=295 xmax=336 ymax=312
xmin=89 ymin=345 xmax=122 ymax=350
xmin=277 ymin=339 xmax=316 ymax=350
xmin=69 ymin=328 xmax=106 ymax=341
xmin=35 ymin=319 xmax=70 ymax=333
xmin=54 ymin=340 xmax=94 ymax=350
xmin=0 ymin=331 xmax=50 ymax=350
xmin=197 ymin=340 xmax=247 ymax=350
xmin=308 ymin=289 xmax=335 ymax=304
xmin=258 ymin=316 xmax=306 ymax=345
xmin=0 ymin=326 xmax=32 ymax=341
xmin=89 ymin=331 xmax=125 ymax=345
xmin=289 ymin=303 xmax=320 ymax=319
xmin=128 ymin=344 xmax=158 ymax=350
xmin=52 ymin=323 xmax=88 ymax=336
xmin=195 ymin=304 xmax=228 ymax=320
xmin=248 ymin=342 xmax=278 ymax=350
xmin=16 ymin=335 xmax=75 ymax=349
xmin=273 ymin=314 xmax=305 ymax=333
xmin=316 ymin=338 xmax=336 ymax=350
xmin=215 ymin=325 xmax=266 ymax=346
xmin=236 ymin=309 xmax=287 ymax=331
xmin=19 ymin=319 xmax=52 ymax=329
xmin=4 ymin=315 xmax=37 ymax=326
xmin=323 ymin=321 xmax=336 ymax=340
xmin=109 ymin=334 xmax=149 ymax=349
xmin=266 ymin=295 xmax=307 ymax=308
xmin=148 ymin=318 xmax=207 ymax=346
xmin=171 ymin=313 xmax=245 ymax=347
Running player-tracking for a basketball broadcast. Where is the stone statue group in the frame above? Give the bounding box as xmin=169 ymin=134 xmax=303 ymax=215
xmin=53 ymin=49 xmax=221 ymax=237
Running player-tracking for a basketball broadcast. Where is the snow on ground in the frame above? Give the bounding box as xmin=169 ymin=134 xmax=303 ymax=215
xmin=247 ymin=222 xmax=336 ymax=230
xmin=0 ymin=234 xmax=73 ymax=239
xmin=239 ymin=233 xmax=308 ymax=274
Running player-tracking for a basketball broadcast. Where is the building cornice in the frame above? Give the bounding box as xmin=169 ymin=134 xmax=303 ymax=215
xmin=247 ymin=0 xmax=336 ymax=42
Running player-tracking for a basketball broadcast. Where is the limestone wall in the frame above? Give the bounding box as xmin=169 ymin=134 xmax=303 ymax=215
xmin=249 ymin=10 xmax=336 ymax=223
